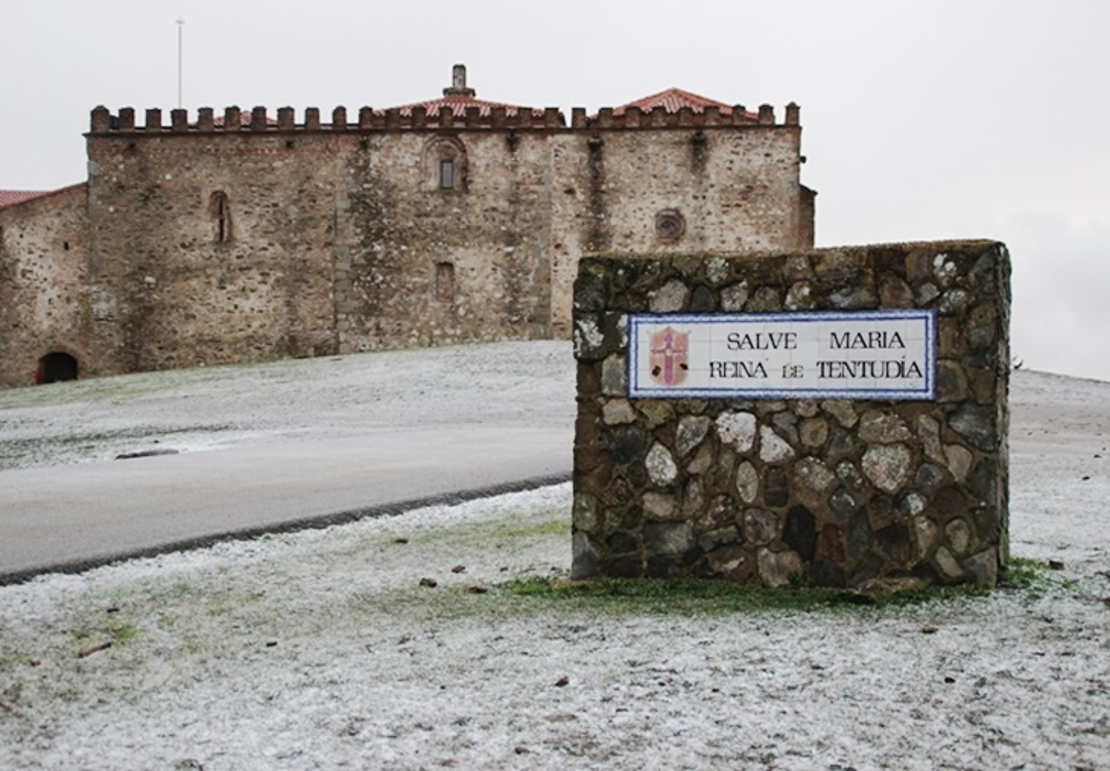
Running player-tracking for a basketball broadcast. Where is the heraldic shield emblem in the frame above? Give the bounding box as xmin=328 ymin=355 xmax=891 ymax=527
xmin=649 ymin=326 xmax=689 ymax=386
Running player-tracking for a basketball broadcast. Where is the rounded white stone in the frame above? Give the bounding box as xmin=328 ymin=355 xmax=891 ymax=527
xmin=645 ymin=443 xmax=679 ymax=486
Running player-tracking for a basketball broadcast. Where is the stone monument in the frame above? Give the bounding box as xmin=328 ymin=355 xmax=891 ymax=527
xmin=571 ymin=241 xmax=1010 ymax=587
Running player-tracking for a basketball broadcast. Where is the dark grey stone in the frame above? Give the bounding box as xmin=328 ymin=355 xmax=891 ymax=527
xmin=875 ymin=523 xmax=913 ymax=565
xmin=784 ymin=505 xmax=817 ymax=561
xmin=968 ymin=459 xmax=998 ymax=506
xmin=698 ymin=526 xmax=741 ymax=552
xmin=675 ymin=416 xmax=711 ymax=458
xmin=741 ymin=507 xmax=779 ymax=546
xmin=915 ymin=463 xmax=947 ymax=496
xmin=858 ymin=410 xmax=912 ymax=443
xmin=936 ymin=361 xmax=970 ymax=402
xmin=765 ymin=466 xmax=789 ymax=507
xmin=607 ymin=532 xmax=639 ymax=554
xmin=571 ymin=531 xmax=599 ymax=578
xmin=969 ymin=251 xmax=998 ymax=294
xmin=574 ymin=271 xmax=608 ymax=312
xmin=828 ymin=287 xmax=876 ymax=309
xmin=966 ymin=302 xmax=997 ymax=350
xmin=690 ymin=284 xmax=715 ymax=312
xmin=644 ymin=521 xmax=694 ymax=556
xmin=746 ymin=286 xmax=783 ymax=312
xmin=829 ymin=487 xmax=857 ymax=520
xmin=949 ymin=403 xmax=998 ymax=451
xmin=965 ymin=547 xmax=998 ymax=587
xmin=810 ymin=560 xmax=846 ymax=587
xmin=848 ymin=510 xmax=872 ymax=561
xmin=878 ymin=273 xmax=914 ymax=308
xmin=604 ymin=424 xmax=648 ymax=464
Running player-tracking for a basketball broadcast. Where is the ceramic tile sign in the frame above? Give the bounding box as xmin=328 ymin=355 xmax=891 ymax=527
xmin=628 ymin=310 xmax=936 ymax=400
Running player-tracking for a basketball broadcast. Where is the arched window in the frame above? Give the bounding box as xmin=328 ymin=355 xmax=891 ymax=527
xmin=423 ymin=137 xmax=467 ymax=192
xmin=209 ymin=191 xmax=232 ymax=242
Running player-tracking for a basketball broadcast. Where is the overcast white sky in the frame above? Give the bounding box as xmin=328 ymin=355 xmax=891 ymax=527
xmin=3 ymin=0 xmax=1108 ymax=380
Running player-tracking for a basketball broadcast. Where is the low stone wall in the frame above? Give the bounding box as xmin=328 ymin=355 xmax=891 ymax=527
xmin=571 ymin=241 xmax=1010 ymax=588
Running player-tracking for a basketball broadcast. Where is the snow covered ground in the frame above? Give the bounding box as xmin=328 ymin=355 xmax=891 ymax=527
xmin=0 ymin=345 xmax=1108 ymax=770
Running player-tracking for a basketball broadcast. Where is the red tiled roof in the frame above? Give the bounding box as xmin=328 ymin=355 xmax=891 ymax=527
xmin=613 ymin=88 xmax=757 ymax=120
xmin=0 ymin=190 xmax=51 ymax=210
xmin=390 ymin=97 xmax=546 ymax=119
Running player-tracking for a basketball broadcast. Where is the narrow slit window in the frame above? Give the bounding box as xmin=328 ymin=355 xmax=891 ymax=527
xmin=435 ymin=262 xmax=455 ymax=302
xmin=440 ymin=159 xmax=455 ymax=190
xmin=210 ymin=191 xmax=232 ymax=242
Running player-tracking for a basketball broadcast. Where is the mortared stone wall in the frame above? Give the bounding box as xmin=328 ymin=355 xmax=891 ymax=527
xmin=571 ymin=241 xmax=1010 ymax=588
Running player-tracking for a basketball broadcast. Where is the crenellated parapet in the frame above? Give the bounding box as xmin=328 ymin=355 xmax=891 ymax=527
xmin=88 ymin=104 xmax=569 ymax=134
xmin=88 ymin=101 xmax=801 ymax=134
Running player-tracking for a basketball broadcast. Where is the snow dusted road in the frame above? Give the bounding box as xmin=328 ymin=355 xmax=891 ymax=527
xmin=0 ymin=342 xmax=574 ymax=582
xmin=0 ymin=426 xmax=570 ymax=581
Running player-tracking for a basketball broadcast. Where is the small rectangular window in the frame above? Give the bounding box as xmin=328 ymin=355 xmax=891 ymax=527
xmin=440 ymin=159 xmax=454 ymax=190
xmin=435 ymin=262 xmax=455 ymax=302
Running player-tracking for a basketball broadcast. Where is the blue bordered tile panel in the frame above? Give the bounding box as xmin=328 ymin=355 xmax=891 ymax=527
xmin=627 ymin=310 xmax=937 ymax=400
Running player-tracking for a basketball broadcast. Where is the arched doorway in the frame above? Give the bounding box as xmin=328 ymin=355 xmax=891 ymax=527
xmin=36 ymin=352 xmax=79 ymax=384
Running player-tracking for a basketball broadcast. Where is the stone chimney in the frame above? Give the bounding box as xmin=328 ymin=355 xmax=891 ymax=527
xmin=443 ymin=64 xmax=476 ymax=98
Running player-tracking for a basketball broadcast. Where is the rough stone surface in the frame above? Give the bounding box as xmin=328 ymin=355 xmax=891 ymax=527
xmin=715 ymin=412 xmax=757 ymax=453
xmin=759 ymin=426 xmax=796 ymax=463
xmin=934 ymin=545 xmax=964 ymax=580
xmin=642 ymin=492 xmax=679 ymax=521
xmin=965 ymin=547 xmax=999 ymax=587
xmin=944 ymin=444 xmax=974 ymax=482
xmin=602 ymin=399 xmax=637 ymax=425
xmin=705 ymin=545 xmax=752 ymax=580
xmin=917 ymin=415 xmax=945 ymax=465
xmin=675 ymin=416 xmax=711 ymax=458
xmin=720 ymin=281 xmax=750 ymax=312
xmin=572 ymin=243 xmax=1010 ymax=588
xmin=644 ymin=521 xmax=694 ymax=556
xmin=822 ymin=400 xmax=858 ymax=428
xmin=735 ymin=461 xmax=759 ymax=504
xmin=601 ymin=355 xmax=627 ymax=396
xmin=645 ymin=443 xmax=679 ymax=486
xmin=799 ymin=417 xmax=829 ymax=449
xmin=859 ymin=410 xmax=913 ymax=444
xmin=0 ymin=80 xmax=814 ymax=389
xmin=912 ymin=515 xmax=938 ymax=560
xmin=861 ymin=444 xmax=913 ymax=494
xmin=649 ymin=280 xmax=690 ymax=313
xmin=757 ymin=548 xmax=804 ymax=587
xmin=742 ymin=507 xmax=780 ymax=546
xmin=949 ymin=403 xmax=999 ymax=451
xmin=945 ymin=519 xmax=971 ymax=555
xmin=794 ymin=457 xmax=836 ymax=498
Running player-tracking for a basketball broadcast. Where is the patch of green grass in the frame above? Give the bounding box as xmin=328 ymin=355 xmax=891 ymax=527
xmin=499 ymin=575 xmax=992 ymax=615
xmin=495 ymin=516 xmax=569 ymax=541
xmin=72 ymin=622 xmax=140 ymax=649
xmin=110 ymin=624 xmax=139 ymax=645
xmin=998 ymin=557 xmax=1048 ymax=589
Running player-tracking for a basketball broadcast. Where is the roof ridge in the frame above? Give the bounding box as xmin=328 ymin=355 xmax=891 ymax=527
xmin=388 ymin=95 xmax=547 ymax=119
xmin=612 ymin=86 xmax=755 ymax=119
xmin=0 ymin=184 xmax=88 ymax=211
xmin=0 ymin=189 xmax=57 ymax=210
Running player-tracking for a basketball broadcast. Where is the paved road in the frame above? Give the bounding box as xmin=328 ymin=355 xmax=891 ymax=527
xmin=0 ymin=425 xmax=572 ymax=583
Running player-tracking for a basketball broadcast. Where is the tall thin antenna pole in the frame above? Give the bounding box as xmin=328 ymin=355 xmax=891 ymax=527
xmin=176 ymin=19 xmax=185 ymax=109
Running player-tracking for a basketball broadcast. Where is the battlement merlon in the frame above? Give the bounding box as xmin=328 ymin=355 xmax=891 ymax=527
xmin=88 ymin=102 xmax=802 ymax=134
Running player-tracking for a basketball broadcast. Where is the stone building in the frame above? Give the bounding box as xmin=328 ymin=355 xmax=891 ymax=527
xmin=0 ymin=65 xmax=814 ymax=388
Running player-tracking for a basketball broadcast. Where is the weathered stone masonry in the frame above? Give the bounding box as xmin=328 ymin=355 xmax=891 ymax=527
xmin=0 ymin=68 xmax=814 ymax=388
xmin=572 ymin=241 xmax=1010 ymax=588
